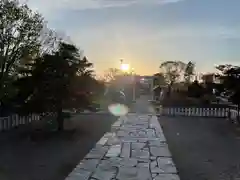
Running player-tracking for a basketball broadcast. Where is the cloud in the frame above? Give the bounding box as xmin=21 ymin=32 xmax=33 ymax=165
xmin=21 ymin=0 xmax=183 ymax=17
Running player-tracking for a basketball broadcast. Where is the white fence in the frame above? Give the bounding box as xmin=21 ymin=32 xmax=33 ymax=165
xmin=0 ymin=112 xmax=57 ymax=132
xmin=156 ymin=106 xmax=240 ymax=124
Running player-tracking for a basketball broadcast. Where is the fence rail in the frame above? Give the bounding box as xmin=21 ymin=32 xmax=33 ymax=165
xmin=0 ymin=112 xmax=57 ymax=132
xmin=156 ymin=106 xmax=240 ymax=124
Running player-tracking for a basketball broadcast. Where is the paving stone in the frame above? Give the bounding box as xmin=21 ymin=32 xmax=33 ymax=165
xmin=155 ymin=133 xmax=167 ymax=140
xmin=66 ymin=169 xmax=91 ymax=180
xmin=151 ymin=167 xmax=165 ymax=173
xmin=149 ymin=140 xmax=167 ymax=147
xmin=138 ymin=139 xmax=148 ymax=143
xmin=106 ymin=137 xmax=121 ymax=146
xmin=143 ymin=147 xmax=149 ymax=151
xmin=119 ymin=127 xmax=136 ymax=132
xmin=117 ymin=167 xmax=138 ymax=179
xmin=150 ymin=156 xmax=157 ymax=160
xmin=139 ymin=115 xmax=149 ymax=119
xmin=120 ymin=142 xmax=131 ymax=158
xmin=137 ymin=158 xmax=151 ymax=163
xmin=150 ymin=116 xmax=162 ymax=129
xmin=121 ymin=138 xmax=138 ymax=143
xmin=150 ymin=146 xmax=171 ymax=157
xmin=132 ymin=142 xmax=146 ymax=150
xmin=146 ymin=129 xmax=156 ymax=137
xmin=105 ymin=132 xmax=116 ymax=138
xmin=128 ymin=138 xmax=150 ymax=142
xmin=85 ymin=147 xmax=108 ymax=159
xmin=112 ymin=120 xmax=123 ymax=127
xmin=108 ymin=157 xmax=123 ymax=164
xmin=92 ymin=167 xmax=117 ymax=180
xmin=137 ymin=162 xmax=150 ymax=168
xmin=137 ymin=167 xmax=152 ymax=180
xmin=150 ymin=160 xmax=158 ymax=169
xmin=76 ymin=159 xmax=99 ymax=171
xmin=152 ymin=173 xmax=158 ymax=178
xmin=98 ymin=159 xmax=120 ymax=169
xmin=138 ymin=131 xmax=147 ymax=137
xmin=108 ymin=157 xmax=137 ymax=167
xmin=132 ymin=150 xmax=150 ymax=159
xmin=157 ymin=157 xmax=177 ymax=174
xmin=117 ymin=131 xmax=129 ymax=137
xmin=147 ymin=137 xmax=165 ymax=141
xmin=121 ymin=158 xmax=138 ymax=167
xmin=154 ymin=174 xmax=180 ymax=180
xmin=97 ymin=136 xmax=108 ymax=146
xmin=106 ymin=144 xmax=121 ymax=157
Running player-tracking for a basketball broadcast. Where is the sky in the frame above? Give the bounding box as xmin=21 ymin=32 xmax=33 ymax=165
xmin=22 ymin=0 xmax=240 ymax=76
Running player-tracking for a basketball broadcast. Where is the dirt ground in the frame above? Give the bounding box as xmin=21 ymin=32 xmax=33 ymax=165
xmin=159 ymin=116 xmax=240 ymax=180
xmin=0 ymin=113 xmax=117 ymax=180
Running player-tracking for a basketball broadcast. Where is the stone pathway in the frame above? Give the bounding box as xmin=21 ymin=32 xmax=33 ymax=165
xmin=65 ymin=113 xmax=180 ymax=180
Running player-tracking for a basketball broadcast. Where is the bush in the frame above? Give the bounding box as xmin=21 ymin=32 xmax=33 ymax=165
xmin=187 ymin=81 xmax=205 ymax=98
xmin=201 ymin=94 xmax=212 ymax=104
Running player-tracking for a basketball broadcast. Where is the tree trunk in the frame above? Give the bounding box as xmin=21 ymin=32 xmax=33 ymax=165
xmin=167 ymin=84 xmax=172 ymax=97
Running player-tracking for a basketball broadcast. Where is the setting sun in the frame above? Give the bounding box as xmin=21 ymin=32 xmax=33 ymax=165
xmin=121 ymin=63 xmax=130 ymax=72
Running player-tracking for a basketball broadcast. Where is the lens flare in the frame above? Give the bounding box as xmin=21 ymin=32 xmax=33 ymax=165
xmin=108 ymin=103 xmax=129 ymax=116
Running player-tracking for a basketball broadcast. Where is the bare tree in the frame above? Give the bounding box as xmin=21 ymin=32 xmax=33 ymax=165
xmin=160 ymin=61 xmax=186 ymax=85
xmin=0 ymin=0 xmax=44 ymax=96
xmin=160 ymin=61 xmax=186 ymax=96
xmin=0 ymin=0 xmax=65 ymax=102
xmin=103 ymin=68 xmax=122 ymax=82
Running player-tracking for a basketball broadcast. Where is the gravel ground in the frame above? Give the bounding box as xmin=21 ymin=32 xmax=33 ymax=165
xmin=159 ymin=116 xmax=240 ymax=180
xmin=0 ymin=114 xmax=117 ymax=180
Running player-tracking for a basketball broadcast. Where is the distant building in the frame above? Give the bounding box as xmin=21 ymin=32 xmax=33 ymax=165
xmin=202 ymin=73 xmax=221 ymax=84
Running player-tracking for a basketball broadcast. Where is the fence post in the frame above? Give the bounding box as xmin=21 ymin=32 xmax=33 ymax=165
xmin=220 ymin=108 xmax=223 ymax=117
xmin=7 ymin=116 xmax=10 ymax=129
xmin=159 ymin=105 xmax=162 ymax=115
xmin=14 ymin=114 xmax=17 ymax=127
xmin=11 ymin=115 xmax=14 ymax=128
xmin=0 ymin=117 xmax=3 ymax=131
xmin=1 ymin=118 xmax=4 ymax=131
xmin=211 ymin=108 xmax=214 ymax=117
xmin=224 ymin=108 xmax=227 ymax=118
xmin=7 ymin=117 xmax=10 ymax=130
xmin=237 ymin=105 xmax=240 ymax=124
xmin=9 ymin=115 xmax=13 ymax=129
xmin=203 ymin=108 xmax=206 ymax=117
xmin=227 ymin=107 xmax=231 ymax=121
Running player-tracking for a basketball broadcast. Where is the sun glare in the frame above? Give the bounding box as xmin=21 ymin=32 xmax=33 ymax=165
xmin=121 ymin=63 xmax=130 ymax=72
